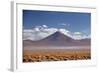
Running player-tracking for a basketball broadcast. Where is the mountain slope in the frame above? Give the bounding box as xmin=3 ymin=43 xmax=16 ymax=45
xmin=23 ymin=31 xmax=90 ymax=46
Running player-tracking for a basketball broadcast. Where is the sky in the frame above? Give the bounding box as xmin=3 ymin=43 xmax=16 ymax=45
xmin=23 ymin=10 xmax=91 ymax=40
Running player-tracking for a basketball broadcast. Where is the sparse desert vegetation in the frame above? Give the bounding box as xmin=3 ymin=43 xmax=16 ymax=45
xmin=23 ymin=48 xmax=91 ymax=62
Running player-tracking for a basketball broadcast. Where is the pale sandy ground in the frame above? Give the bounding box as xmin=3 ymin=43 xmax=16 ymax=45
xmin=23 ymin=46 xmax=91 ymax=62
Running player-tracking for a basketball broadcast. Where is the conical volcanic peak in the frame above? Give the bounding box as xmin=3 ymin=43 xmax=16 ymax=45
xmin=41 ymin=31 xmax=73 ymax=42
xmin=23 ymin=31 xmax=90 ymax=46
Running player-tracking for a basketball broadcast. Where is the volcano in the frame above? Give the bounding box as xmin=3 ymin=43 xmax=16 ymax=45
xmin=23 ymin=31 xmax=90 ymax=47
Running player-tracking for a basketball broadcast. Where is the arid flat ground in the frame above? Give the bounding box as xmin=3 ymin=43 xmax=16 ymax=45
xmin=23 ymin=47 xmax=91 ymax=62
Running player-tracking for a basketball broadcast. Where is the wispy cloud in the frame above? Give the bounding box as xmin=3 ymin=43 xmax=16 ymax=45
xmin=74 ymin=32 xmax=82 ymax=35
xmin=42 ymin=25 xmax=48 ymax=28
xmin=23 ymin=25 xmax=90 ymax=41
xmin=58 ymin=23 xmax=70 ymax=27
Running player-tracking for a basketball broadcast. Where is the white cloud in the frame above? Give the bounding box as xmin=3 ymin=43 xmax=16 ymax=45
xmin=34 ymin=27 xmax=40 ymax=31
xmin=44 ymin=28 xmax=58 ymax=33
xmin=60 ymin=23 xmax=67 ymax=26
xmin=42 ymin=25 xmax=48 ymax=28
xmin=23 ymin=26 xmax=58 ymax=41
xmin=59 ymin=23 xmax=70 ymax=27
xmin=72 ymin=32 xmax=82 ymax=40
xmin=59 ymin=29 xmax=69 ymax=33
xmin=23 ymin=25 xmax=90 ymax=41
xmin=74 ymin=32 xmax=81 ymax=35
xmin=59 ymin=28 xmax=71 ymax=37
xmin=72 ymin=32 xmax=90 ymax=40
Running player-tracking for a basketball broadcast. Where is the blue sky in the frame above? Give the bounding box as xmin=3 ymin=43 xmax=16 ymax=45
xmin=23 ymin=10 xmax=91 ymax=35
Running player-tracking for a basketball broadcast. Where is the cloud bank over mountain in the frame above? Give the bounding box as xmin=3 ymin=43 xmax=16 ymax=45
xmin=23 ymin=25 xmax=90 ymax=41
